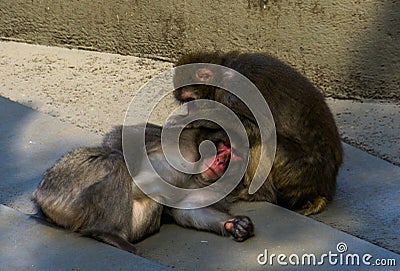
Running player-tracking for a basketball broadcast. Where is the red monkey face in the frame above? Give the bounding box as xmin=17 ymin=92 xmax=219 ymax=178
xmin=201 ymin=142 xmax=242 ymax=181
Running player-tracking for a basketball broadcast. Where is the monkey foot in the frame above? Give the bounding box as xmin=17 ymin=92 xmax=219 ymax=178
xmin=224 ymin=216 xmax=254 ymax=242
xmin=296 ymin=196 xmax=328 ymax=216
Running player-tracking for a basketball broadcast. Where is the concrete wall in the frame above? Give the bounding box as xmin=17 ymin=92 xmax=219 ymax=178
xmin=1 ymin=0 xmax=399 ymax=101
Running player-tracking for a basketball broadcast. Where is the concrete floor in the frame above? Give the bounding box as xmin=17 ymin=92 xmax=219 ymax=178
xmin=0 ymin=205 xmax=170 ymax=271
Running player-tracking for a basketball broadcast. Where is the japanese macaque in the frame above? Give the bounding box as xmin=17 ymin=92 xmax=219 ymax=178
xmin=173 ymin=51 xmax=343 ymax=215
xmin=33 ymin=123 xmax=254 ymax=254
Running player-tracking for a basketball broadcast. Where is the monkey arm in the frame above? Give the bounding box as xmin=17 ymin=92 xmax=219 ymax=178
xmin=166 ymin=206 xmax=254 ymax=242
xmin=166 ymin=207 xmax=230 ymax=236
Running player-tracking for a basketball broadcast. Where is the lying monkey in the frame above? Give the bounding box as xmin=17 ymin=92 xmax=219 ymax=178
xmin=33 ymin=123 xmax=253 ymax=254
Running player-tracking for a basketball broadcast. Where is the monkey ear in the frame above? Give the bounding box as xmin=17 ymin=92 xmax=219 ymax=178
xmin=222 ymin=70 xmax=236 ymax=80
xmin=195 ymin=68 xmax=214 ymax=82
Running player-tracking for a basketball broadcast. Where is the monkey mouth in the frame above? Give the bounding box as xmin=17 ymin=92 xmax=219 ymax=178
xmin=206 ymin=167 xmax=219 ymax=179
xmin=182 ymin=97 xmax=195 ymax=103
xmin=210 ymin=159 xmax=228 ymax=178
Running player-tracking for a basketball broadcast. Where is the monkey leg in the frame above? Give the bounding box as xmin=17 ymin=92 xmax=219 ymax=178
xmin=130 ymin=197 xmax=163 ymax=242
xmin=269 ymin=136 xmax=338 ymax=216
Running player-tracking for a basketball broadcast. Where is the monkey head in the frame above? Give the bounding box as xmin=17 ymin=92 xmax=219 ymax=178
xmin=173 ymin=52 xmax=252 ymax=121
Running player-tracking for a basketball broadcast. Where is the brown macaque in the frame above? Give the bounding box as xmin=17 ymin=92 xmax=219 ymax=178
xmin=173 ymin=51 xmax=343 ymax=215
xmin=33 ymin=123 xmax=254 ymax=254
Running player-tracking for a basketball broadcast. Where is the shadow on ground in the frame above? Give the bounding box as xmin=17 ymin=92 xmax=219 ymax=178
xmin=0 ymin=96 xmax=101 ymax=213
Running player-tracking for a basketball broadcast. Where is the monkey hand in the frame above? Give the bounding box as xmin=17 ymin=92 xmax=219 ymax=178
xmin=165 ymin=118 xmax=222 ymax=131
xmin=224 ymin=216 xmax=254 ymax=242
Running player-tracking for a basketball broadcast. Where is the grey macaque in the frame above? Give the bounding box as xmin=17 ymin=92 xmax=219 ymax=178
xmin=33 ymin=123 xmax=253 ymax=254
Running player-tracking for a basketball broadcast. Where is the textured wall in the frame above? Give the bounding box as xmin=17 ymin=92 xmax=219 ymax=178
xmin=1 ymin=0 xmax=399 ymax=101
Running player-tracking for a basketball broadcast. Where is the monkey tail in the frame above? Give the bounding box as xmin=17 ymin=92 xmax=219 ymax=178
xmin=80 ymin=230 xmax=138 ymax=254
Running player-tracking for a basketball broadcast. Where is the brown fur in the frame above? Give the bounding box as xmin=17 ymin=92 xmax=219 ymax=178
xmin=174 ymin=51 xmax=343 ymax=215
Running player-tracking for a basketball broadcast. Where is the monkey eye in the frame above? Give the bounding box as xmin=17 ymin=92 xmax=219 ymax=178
xmin=195 ymin=68 xmax=213 ymax=82
xmin=197 ymin=73 xmax=210 ymax=80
